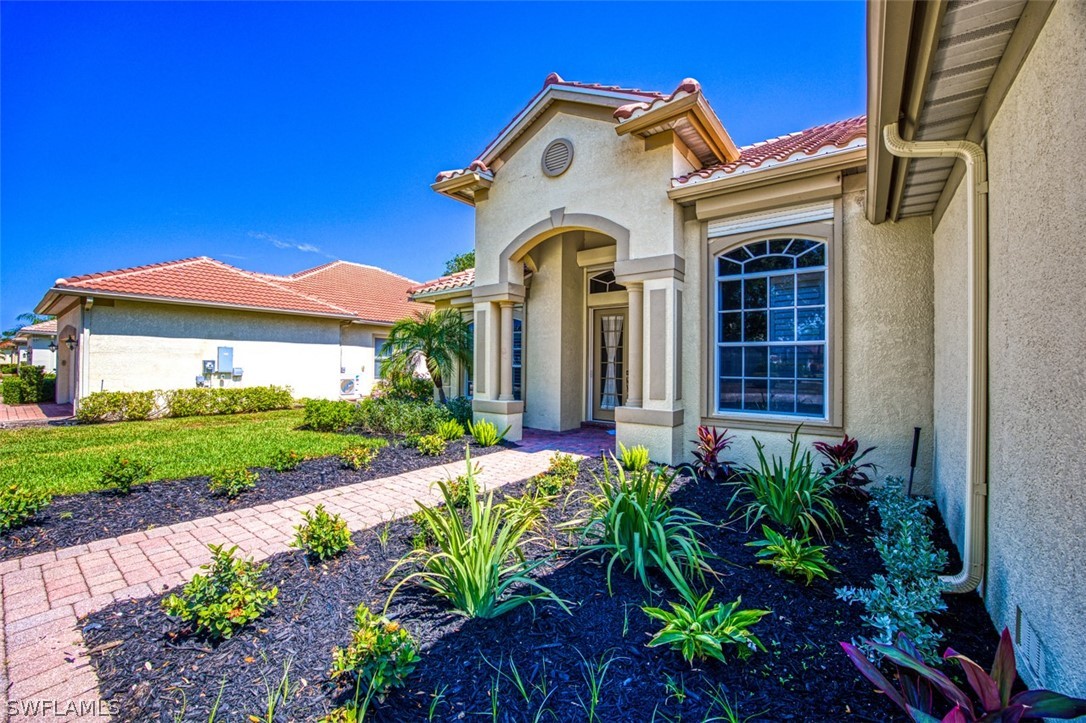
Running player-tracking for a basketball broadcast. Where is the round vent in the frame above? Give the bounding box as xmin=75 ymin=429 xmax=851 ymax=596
xmin=541 ymin=138 xmax=574 ymax=177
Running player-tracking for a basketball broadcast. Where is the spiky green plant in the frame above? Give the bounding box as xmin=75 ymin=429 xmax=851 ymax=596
xmin=729 ymin=427 xmax=846 ymax=539
xmin=467 ymin=419 xmax=510 ymax=447
xmin=386 ymin=451 xmax=569 ymax=619
xmin=573 ymin=457 xmax=712 ymax=599
xmin=746 ymin=524 xmax=839 ymax=584
xmin=643 ymin=591 xmax=769 ymax=664
xmin=617 ymin=442 xmax=650 ymax=472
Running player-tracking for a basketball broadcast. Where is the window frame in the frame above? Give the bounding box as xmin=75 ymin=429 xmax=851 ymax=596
xmin=703 ymin=217 xmax=843 ymax=431
xmin=373 ymin=336 xmax=391 ymax=380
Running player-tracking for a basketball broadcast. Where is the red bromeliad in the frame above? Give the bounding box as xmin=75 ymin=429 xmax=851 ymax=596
xmin=691 ymin=425 xmax=735 ymax=482
xmin=813 ymin=434 xmax=877 ymax=495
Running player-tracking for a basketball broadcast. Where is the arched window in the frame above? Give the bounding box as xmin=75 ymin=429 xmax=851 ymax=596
xmin=588 ymin=270 xmax=626 ymax=294
xmin=715 ymin=237 xmax=827 ymax=418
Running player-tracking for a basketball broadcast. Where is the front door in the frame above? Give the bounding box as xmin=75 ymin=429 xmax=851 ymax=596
xmin=591 ymin=308 xmax=627 ymax=422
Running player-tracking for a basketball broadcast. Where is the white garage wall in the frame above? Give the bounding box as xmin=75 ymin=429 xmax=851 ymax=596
xmin=82 ymin=299 xmax=373 ymax=401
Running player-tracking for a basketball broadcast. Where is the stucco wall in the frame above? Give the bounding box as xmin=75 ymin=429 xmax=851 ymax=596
xmin=970 ymin=0 xmax=1085 ymax=694
xmin=681 ymin=187 xmax=935 ymax=487
xmin=26 ymin=337 xmax=57 ymax=374
xmin=522 ymin=233 xmax=585 ymax=431
xmin=474 ymin=108 xmax=684 ymax=285
xmin=82 ymin=300 xmax=372 ymax=400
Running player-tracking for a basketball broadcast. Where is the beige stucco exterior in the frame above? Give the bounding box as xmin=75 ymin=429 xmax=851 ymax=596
xmin=57 ymin=298 xmax=389 ymax=404
xmin=929 ymin=0 xmax=1086 ymax=695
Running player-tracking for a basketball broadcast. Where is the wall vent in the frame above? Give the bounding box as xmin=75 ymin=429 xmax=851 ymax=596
xmin=542 ymin=138 xmax=574 ymax=177
xmin=1016 ymin=606 xmax=1048 ymax=685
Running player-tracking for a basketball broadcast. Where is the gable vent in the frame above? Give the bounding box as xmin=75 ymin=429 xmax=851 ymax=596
xmin=542 ymin=138 xmax=574 ymax=177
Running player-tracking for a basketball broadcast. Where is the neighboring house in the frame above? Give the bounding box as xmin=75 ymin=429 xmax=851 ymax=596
xmin=415 ymin=0 xmax=1084 ymax=697
xmin=0 ymin=340 xmax=16 ymax=365
xmin=13 ymin=319 xmax=58 ymax=373
xmin=34 ymin=257 xmax=426 ymax=405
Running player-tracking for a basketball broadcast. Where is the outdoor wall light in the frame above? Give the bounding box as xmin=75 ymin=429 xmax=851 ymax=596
xmin=48 ymin=340 xmax=58 ymax=353
xmin=64 ymin=334 xmax=77 ymax=351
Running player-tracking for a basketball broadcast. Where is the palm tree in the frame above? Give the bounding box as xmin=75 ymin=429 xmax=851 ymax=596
xmin=2 ymin=312 xmax=52 ymax=341
xmin=385 ymin=309 xmax=471 ymax=404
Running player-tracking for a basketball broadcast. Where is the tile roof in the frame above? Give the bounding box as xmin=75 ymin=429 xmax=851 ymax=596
xmin=17 ymin=319 xmax=57 ymax=336
xmin=53 ymin=257 xmax=425 ymax=324
xmin=408 ymin=268 xmax=475 ymax=298
xmin=438 ymin=73 xmax=668 ymax=183
xmin=673 ymin=115 xmax=867 ymax=186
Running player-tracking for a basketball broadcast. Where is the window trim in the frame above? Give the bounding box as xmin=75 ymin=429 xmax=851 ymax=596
xmin=702 ymin=212 xmax=843 ymax=431
xmin=373 ymin=336 xmax=391 ymax=380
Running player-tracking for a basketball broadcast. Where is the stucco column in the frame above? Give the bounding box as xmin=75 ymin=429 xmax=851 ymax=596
xmin=498 ymin=301 xmax=515 ymax=401
xmin=626 ymin=281 xmax=643 ymax=408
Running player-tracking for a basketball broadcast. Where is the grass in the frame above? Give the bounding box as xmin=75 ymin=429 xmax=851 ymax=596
xmin=0 ymin=409 xmax=363 ymax=497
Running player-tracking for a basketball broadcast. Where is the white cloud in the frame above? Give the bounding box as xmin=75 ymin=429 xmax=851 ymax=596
xmin=248 ymin=231 xmax=330 ymax=257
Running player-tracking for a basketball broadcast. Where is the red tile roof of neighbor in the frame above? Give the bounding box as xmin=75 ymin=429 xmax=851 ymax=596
xmin=673 ymin=115 xmax=867 ymax=186
xmin=408 ymin=268 xmax=475 ymax=297
xmin=53 ymin=257 xmax=426 ymax=324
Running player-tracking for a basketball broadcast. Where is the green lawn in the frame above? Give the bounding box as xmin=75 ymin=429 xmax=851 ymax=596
xmin=0 ymin=409 xmax=361 ymax=497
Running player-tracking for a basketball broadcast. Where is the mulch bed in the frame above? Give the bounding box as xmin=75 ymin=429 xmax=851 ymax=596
xmin=0 ymin=437 xmax=509 ymax=562
xmin=83 ymin=458 xmax=998 ymax=722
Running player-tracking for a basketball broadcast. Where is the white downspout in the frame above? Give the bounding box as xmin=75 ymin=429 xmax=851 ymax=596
xmin=882 ymin=123 xmax=988 ymax=594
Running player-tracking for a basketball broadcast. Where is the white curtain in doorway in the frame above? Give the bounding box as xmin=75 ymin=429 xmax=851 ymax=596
xmin=600 ymin=314 xmax=624 ymax=410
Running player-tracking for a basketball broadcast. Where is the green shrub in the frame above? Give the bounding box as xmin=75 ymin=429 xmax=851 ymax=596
xmin=467 ymin=419 xmax=509 ymax=447
xmin=41 ymin=375 xmax=56 ymax=403
xmin=618 ymin=442 xmax=650 ymax=472
xmin=1 ymin=377 xmax=24 ymax=405
xmin=0 ymin=363 xmax=18 ymax=375
xmin=409 ymin=509 xmax=435 ymax=550
xmin=372 ymin=370 xmax=434 ymax=402
xmin=356 ymin=397 xmax=449 ymax=437
xmin=292 ymin=504 xmax=353 ymax=560
xmin=388 ymin=452 xmax=569 ymax=619
xmin=435 ymin=419 xmax=465 ymax=441
xmin=575 ymin=459 xmax=711 ymax=599
xmin=302 ymin=399 xmax=358 ymax=432
xmin=529 ymin=452 xmax=580 ymax=496
xmin=836 ymin=477 xmax=948 ymax=659
xmin=0 ymin=485 xmax=51 ymax=533
xmin=161 ymin=543 xmax=278 ymax=639
xmin=329 ymin=604 xmax=419 ymax=711
xmin=17 ymin=366 xmax=45 ymax=403
xmin=99 ymin=454 xmax=153 ymax=494
xmin=746 ymin=524 xmax=839 ymax=584
xmin=415 ymin=434 xmax=446 ymax=457
xmin=269 ymin=449 xmax=302 ymax=472
xmin=76 ymin=385 xmax=293 ymax=423
xmin=643 ymin=591 xmax=769 ymax=664
xmin=729 ymin=427 xmax=844 ymax=540
xmin=340 ymin=441 xmax=385 ymax=471
xmin=208 ymin=468 xmax=258 ymax=498
xmin=443 ymin=396 xmax=473 ymax=426
xmin=499 ymin=490 xmax=553 ymax=531
xmin=443 ymin=463 xmax=482 ymax=509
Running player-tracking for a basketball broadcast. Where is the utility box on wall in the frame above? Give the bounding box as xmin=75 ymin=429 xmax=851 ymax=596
xmin=216 ymin=347 xmax=233 ymax=373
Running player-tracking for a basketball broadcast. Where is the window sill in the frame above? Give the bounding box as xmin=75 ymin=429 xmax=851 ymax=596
xmin=700 ymin=414 xmax=843 ymax=437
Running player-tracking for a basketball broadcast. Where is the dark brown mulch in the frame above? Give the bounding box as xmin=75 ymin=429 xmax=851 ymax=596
xmin=83 ymin=458 xmax=999 ymax=722
xmin=0 ymin=438 xmax=509 ymax=562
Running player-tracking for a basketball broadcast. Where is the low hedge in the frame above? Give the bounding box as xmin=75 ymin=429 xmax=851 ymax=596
xmin=301 ymin=396 xmax=452 ymax=437
xmin=0 ymin=363 xmax=18 ymax=375
xmin=0 ymin=366 xmax=54 ymax=404
xmin=75 ymin=385 xmax=294 ymax=423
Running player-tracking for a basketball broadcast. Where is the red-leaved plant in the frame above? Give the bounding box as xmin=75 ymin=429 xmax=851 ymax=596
xmin=841 ymin=629 xmax=1086 ymax=722
xmin=813 ymin=434 xmax=877 ymax=497
xmin=691 ymin=426 xmax=735 ymax=482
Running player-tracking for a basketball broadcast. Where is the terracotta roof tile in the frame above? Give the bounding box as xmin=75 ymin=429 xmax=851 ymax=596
xmin=408 ymin=268 xmax=475 ymax=297
xmin=54 ymin=257 xmax=425 ymax=324
xmin=673 ymin=115 xmax=867 ymax=186
xmin=17 ymin=319 xmax=57 ymax=335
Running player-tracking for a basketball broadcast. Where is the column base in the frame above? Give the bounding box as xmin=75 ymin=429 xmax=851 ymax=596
xmin=615 ymin=406 xmax=685 ymax=465
xmin=472 ymin=399 xmax=524 ymax=442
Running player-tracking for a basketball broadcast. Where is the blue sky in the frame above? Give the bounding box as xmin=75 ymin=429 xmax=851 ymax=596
xmin=0 ymin=1 xmax=865 ymax=332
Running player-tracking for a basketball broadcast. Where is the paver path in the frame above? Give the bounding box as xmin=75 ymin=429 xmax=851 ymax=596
xmin=0 ymin=403 xmax=73 ymax=429
xmin=0 ymin=435 xmax=608 ymax=722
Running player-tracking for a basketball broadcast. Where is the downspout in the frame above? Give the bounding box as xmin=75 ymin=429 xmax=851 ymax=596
xmin=882 ymin=123 xmax=988 ymax=594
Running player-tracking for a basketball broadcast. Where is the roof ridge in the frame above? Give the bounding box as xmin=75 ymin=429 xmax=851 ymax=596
xmin=239 ymin=267 xmax=358 ymax=316
xmin=58 ymin=256 xmax=210 ymax=285
xmin=284 ymin=259 xmax=419 ymax=285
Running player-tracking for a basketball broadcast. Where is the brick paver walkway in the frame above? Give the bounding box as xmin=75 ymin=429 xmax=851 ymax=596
xmin=0 ymin=430 xmax=608 ymax=721
xmin=0 ymin=403 xmax=73 ymax=429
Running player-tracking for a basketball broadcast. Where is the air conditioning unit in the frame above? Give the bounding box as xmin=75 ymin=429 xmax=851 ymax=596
xmin=340 ymin=377 xmax=359 ymax=397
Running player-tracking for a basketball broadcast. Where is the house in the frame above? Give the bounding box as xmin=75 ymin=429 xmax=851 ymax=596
xmin=13 ymin=319 xmax=58 ymax=373
xmin=33 ymin=257 xmax=426 ymax=406
xmin=415 ymin=0 xmax=1084 ymax=697
xmin=0 ymin=340 xmax=16 ymax=366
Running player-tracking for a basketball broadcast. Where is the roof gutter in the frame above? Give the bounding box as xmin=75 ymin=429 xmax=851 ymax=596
xmin=883 ymin=123 xmax=989 ymax=594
